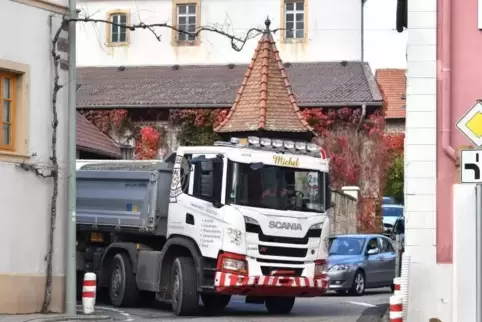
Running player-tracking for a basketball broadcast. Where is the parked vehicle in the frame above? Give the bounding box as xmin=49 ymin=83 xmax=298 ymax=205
xmin=382 ymin=196 xmax=395 ymax=205
xmin=75 ymin=136 xmax=332 ymax=316
xmin=327 ymin=234 xmax=396 ymax=295
xmin=382 ymin=204 xmax=404 ymax=234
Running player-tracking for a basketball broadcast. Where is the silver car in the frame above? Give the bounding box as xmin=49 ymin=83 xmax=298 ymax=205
xmin=327 ymin=234 xmax=396 ymax=296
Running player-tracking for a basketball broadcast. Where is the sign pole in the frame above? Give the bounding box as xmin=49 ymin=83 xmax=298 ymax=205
xmin=477 ymin=184 xmax=482 ymax=322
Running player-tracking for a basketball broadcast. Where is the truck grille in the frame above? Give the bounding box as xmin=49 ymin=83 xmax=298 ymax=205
xmin=258 ymin=245 xmax=307 ymax=257
xmin=245 ymin=223 xmax=321 ymax=245
xmin=260 ymin=266 xmax=304 ymax=277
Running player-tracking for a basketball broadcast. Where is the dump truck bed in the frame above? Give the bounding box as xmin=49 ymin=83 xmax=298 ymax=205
xmin=76 ymin=161 xmax=173 ymax=235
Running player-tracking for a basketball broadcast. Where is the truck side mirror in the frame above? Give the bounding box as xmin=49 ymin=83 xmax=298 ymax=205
xmin=393 ymin=218 xmax=405 ymax=235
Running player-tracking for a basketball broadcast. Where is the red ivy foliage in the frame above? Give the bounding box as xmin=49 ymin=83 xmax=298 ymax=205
xmin=81 ymin=109 xmax=129 ymax=134
xmin=135 ymin=126 xmax=161 ymax=160
xmin=170 ymin=108 xmax=229 ymax=128
xmin=384 ymin=133 xmax=405 ymax=155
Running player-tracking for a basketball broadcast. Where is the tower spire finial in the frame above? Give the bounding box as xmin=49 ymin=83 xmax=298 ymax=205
xmin=264 ymin=16 xmax=271 ymax=31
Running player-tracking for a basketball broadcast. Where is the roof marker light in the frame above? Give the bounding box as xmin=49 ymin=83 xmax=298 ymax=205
xmin=283 ymin=140 xmax=295 ymax=149
xmin=295 ymin=142 xmax=306 ymax=150
xmin=260 ymin=138 xmax=271 ymax=146
xmin=247 ymin=136 xmax=260 ymax=145
xmin=306 ymin=143 xmax=318 ymax=152
xmin=272 ymin=139 xmax=283 ymax=148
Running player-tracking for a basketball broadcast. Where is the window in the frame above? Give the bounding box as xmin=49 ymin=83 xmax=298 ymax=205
xmin=0 ymin=59 xmax=30 ymax=162
xmin=191 ymin=154 xmax=223 ymax=202
xmin=226 ymin=161 xmax=326 ymax=212
xmin=0 ymin=73 xmax=15 ymax=150
xmin=177 ymin=4 xmax=197 ymax=42
xmin=328 ymin=236 xmax=365 ymax=255
xmin=378 ymin=237 xmax=395 ymax=253
xmin=284 ymin=0 xmax=305 ymax=39
xmin=106 ymin=11 xmax=130 ymax=46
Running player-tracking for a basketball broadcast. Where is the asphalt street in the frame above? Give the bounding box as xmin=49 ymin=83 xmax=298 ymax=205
xmin=90 ymin=288 xmax=390 ymax=322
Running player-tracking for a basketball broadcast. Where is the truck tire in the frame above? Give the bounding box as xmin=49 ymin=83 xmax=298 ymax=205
xmin=109 ymin=253 xmax=139 ymax=307
xmin=170 ymin=257 xmax=199 ymax=316
xmin=265 ymin=296 xmax=295 ymax=314
xmin=201 ymin=293 xmax=231 ymax=311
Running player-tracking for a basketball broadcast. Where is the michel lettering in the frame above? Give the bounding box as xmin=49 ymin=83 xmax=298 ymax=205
xmin=269 ymin=220 xmax=302 ymax=231
xmin=272 ymin=155 xmax=300 ymax=167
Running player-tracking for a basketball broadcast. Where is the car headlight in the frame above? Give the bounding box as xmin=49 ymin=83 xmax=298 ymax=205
xmin=329 ymin=264 xmax=348 ymax=271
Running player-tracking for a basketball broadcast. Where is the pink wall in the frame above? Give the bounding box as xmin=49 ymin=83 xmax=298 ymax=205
xmin=437 ymin=0 xmax=482 ymax=263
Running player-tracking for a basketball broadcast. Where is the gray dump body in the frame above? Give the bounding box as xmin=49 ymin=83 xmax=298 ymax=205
xmin=76 ymin=161 xmax=174 ymax=235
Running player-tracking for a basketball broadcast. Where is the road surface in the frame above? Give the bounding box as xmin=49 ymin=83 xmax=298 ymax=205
xmin=90 ymin=289 xmax=390 ymax=322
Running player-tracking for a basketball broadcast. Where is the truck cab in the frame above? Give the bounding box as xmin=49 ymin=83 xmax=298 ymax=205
xmin=76 ymin=136 xmax=331 ymax=316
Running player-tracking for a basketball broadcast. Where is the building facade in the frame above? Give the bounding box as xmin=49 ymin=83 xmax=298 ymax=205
xmin=76 ymin=0 xmax=407 ymax=71
xmin=375 ymin=69 xmax=406 ymax=133
xmin=406 ymin=0 xmax=482 ymax=320
xmin=0 ymin=0 xmax=70 ymax=313
xmin=76 ymin=0 xmax=363 ymax=66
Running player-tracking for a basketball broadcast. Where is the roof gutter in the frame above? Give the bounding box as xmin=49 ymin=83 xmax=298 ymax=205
xmin=77 ymin=101 xmax=383 ymax=109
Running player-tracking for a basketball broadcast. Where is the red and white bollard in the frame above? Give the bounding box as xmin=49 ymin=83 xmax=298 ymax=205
xmin=393 ymin=277 xmax=402 ymax=296
xmin=82 ymin=272 xmax=97 ymax=314
xmin=389 ymin=294 xmax=403 ymax=322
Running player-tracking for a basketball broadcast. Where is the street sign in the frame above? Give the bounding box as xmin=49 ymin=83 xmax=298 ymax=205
xmin=456 ymin=101 xmax=482 ymax=146
xmin=461 ymin=149 xmax=482 ymax=183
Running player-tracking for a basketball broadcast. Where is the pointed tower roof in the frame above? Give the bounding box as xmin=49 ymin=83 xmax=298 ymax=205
xmin=214 ymin=18 xmax=315 ymax=135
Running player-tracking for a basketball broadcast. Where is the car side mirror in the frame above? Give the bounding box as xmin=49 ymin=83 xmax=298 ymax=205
xmin=367 ymin=248 xmax=379 ymax=255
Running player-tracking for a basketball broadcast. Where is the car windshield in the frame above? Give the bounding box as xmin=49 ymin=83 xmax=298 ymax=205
xmin=382 ymin=206 xmax=404 ymax=217
xmin=226 ymin=160 xmax=326 ymax=212
xmin=328 ymin=237 xmax=366 ymax=255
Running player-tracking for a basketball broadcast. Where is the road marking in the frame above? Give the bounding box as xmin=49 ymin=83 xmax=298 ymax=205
xmin=78 ymin=305 xmax=134 ymax=321
xmin=345 ymin=301 xmax=377 ymax=308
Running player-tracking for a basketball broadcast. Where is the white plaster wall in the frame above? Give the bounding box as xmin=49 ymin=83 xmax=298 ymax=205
xmin=76 ymin=0 xmax=362 ymax=66
xmin=0 ymin=2 xmax=68 ymax=277
xmin=363 ymin=0 xmax=407 ymax=71
xmin=405 ymin=0 xmax=453 ymax=320
xmin=452 ymin=184 xmax=477 ymax=322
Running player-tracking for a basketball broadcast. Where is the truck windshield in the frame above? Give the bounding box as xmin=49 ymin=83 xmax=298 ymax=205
xmin=226 ymin=160 xmax=326 ymax=212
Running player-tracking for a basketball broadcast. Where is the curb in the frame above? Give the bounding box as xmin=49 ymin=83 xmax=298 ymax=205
xmin=25 ymin=315 xmax=111 ymax=322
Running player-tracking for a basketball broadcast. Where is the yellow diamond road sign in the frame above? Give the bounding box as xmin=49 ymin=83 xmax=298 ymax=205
xmin=456 ymin=101 xmax=482 ymax=146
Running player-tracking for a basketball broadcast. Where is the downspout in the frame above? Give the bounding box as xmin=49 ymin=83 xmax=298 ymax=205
xmin=356 ymin=103 xmax=367 ymax=135
xmin=440 ymin=0 xmax=456 ymax=161
xmin=361 ymin=0 xmax=367 ymax=61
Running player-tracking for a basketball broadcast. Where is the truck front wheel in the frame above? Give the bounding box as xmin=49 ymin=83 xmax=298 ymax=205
xmin=265 ymin=296 xmax=295 ymax=314
xmin=170 ymin=257 xmax=199 ymax=316
xmin=201 ymin=293 xmax=231 ymax=311
xmin=109 ymin=253 xmax=139 ymax=307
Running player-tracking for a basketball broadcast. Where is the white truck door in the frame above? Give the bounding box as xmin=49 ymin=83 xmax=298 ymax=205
xmin=167 ymin=153 xmax=226 ymax=259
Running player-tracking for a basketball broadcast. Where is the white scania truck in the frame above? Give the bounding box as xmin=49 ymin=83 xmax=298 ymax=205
xmin=76 ymin=136 xmax=332 ymax=316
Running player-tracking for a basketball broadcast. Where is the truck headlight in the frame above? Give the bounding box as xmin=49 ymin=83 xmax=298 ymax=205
xmin=309 ymin=222 xmax=324 ymax=230
xmin=217 ymin=252 xmax=248 ymax=275
xmin=314 ymin=259 xmax=328 ymax=278
xmin=329 ymin=264 xmax=348 ymax=271
xmin=244 ymin=216 xmax=259 ymax=225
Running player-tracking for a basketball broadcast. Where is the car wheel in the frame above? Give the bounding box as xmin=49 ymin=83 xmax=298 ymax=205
xmin=349 ymin=270 xmax=365 ymax=296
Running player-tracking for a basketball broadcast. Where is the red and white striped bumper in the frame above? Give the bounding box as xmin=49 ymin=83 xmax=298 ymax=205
xmin=214 ymin=272 xmax=329 ymax=297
